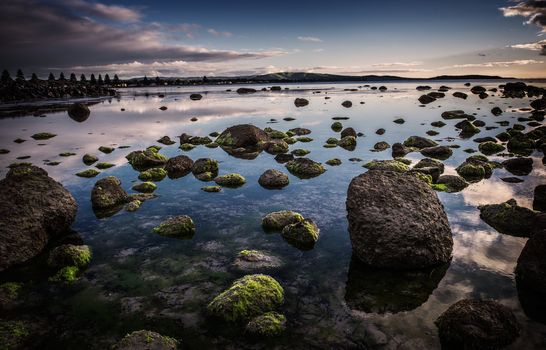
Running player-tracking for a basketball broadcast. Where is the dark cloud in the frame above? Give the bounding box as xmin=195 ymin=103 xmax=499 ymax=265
xmin=0 ymin=0 xmax=283 ymax=73
xmin=501 ymin=0 xmax=546 ymax=31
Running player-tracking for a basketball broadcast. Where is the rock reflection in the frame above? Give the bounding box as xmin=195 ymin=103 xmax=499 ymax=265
xmin=345 ymin=255 xmax=449 ymax=314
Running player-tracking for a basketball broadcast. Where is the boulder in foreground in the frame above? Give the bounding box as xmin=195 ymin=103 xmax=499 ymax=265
xmin=346 ymin=170 xmax=453 ymax=269
xmin=436 ymin=299 xmax=519 ymax=350
xmin=0 ymin=165 xmax=77 ymax=271
xmin=113 ymin=330 xmax=178 ymax=350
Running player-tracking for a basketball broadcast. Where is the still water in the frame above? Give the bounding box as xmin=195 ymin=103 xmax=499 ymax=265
xmin=0 ymin=82 xmax=545 ymax=349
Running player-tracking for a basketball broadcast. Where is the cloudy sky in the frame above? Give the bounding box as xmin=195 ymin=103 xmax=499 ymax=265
xmin=1 ymin=0 xmax=545 ymax=78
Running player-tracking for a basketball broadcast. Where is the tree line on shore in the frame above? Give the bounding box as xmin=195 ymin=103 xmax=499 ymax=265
xmin=1 ymin=69 xmax=122 ymax=86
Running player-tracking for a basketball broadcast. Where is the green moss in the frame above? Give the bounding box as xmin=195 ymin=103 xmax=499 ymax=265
xmin=205 ymin=142 xmax=219 ymax=148
xmin=456 ymin=163 xmax=485 ymax=180
xmin=0 ymin=320 xmax=29 ymax=348
xmin=202 ymin=186 xmax=222 ymax=192
xmin=207 ymin=274 xmax=284 ymax=322
xmin=267 ymin=142 xmax=289 ymax=153
xmin=326 ymin=137 xmax=339 ymax=145
xmin=281 ymin=219 xmax=320 ymax=250
xmin=214 ymin=173 xmax=246 ymax=187
xmin=115 ymin=330 xmax=178 ymax=349
xmin=95 ymin=162 xmax=115 ymax=169
xmin=31 ymin=132 xmax=56 ymax=140
xmin=411 ymin=172 xmax=433 ymax=184
xmin=296 ymin=137 xmax=313 ymax=143
xmin=132 ymin=182 xmax=157 ymax=193
xmin=284 ymin=137 xmax=296 ymax=144
xmin=245 ymin=311 xmax=287 ymax=336
xmin=98 ymin=146 xmax=115 ymax=154
xmin=338 ymin=136 xmax=357 ymax=148
xmin=431 ymin=183 xmax=448 ymax=191
xmin=75 ymin=169 xmax=100 ymax=178
xmin=83 ymin=153 xmax=98 ymax=165
xmin=291 ymin=149 xmax=310 ymax=157
xmin=326 ymin=158 xmax=342 ymax=166
xmin=331 ymin=122 xmax=343 ymax=132
xmin=262 ymin=210 xmax=304 ymax=231
xmin=48 ymin=244 xmax=92 ymax=268
xmin=363 ymin=160 xmax=409 ymax=173
xmin=215 ymin=132 xmax=235 ymax=146
xmin=59 ymin=152 xmax=76 ymax=157
xmin=179 ymin=143 xmax=195 ymax=151
xmin=479 ymin=141 xmax=505 ymax=155
xmin=285 ymin=131 xmax=296 ymax=137
xmin=323 ymin=143 xmax=337 ymax=148
xmin=0 ymin=282 xmax=22 ymax=300
xmin=125 ymin=200 xmax=141 ymax=212
xmin=146 ymin=145 xmax=162 ymax=152
xmin=138 ymin=167 xmax=167 ymax=182
xmin=267 ymin=130 xmax=288 ymax=139
xmin=286 ymin=159 xmax=326 ymax=177
xmin=49 ymin=266 xmax=79 ymax=283
xmin=126 ymin=149 xmax=167 ymax=167
xmin=153 ymin=215 xmax=195 ymax=239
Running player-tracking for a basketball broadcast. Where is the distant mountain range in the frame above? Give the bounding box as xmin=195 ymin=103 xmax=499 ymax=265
xmin=128 ymin=72 xmax=513 ymax=84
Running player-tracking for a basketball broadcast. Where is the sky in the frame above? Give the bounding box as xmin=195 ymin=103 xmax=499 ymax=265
xmin=1 ymin=0 xmax=545 ymax=79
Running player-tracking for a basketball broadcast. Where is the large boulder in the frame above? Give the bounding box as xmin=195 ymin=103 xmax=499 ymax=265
xmin=165 ymin=155 xmax=193 ymax=179
xmin=285 ymin=158 xmax=325 ymax=179
xmin=258 ymin=169 xmax=289 ymax=189
xmin=435 ymin=299 xmax=519 ymax=350
xmin=0 ymin=165 xmax=77 ymax=271
xmin=113 ymin=330 xmax=178 ymax=350
xmin=67 ymin=103 xmax=90 ymax=122
xmin=215 ymin=124 xmax=268 ymax=148
xmin=346 ymin=171 xmax=453 ymax=269
xmin=91 ymin=176 xmax=128 ymax=210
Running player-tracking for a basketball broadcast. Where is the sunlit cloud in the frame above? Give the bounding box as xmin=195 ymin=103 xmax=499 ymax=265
xmin=509 ymin=39 xmax=546 ymax=55
xmin=500 ymin=0 xmax=546 ymax=32
xmin=371 ymin=61 xmax=423 ymax=67
xmin=297 ymin=36 xmax=323 ymax=42
xmin=208 ymin=28 xmax=233 ymax=38
xmin=64 ymin=0 xmax=141 ymax=22
xmin=447 ymin=59 xmax=544 ymax=68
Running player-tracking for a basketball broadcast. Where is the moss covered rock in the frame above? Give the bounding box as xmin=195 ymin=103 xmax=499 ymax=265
xmin=96 ymin=162 xmax=115 ymax=170
xmin=245 ymin=311 xmax=286 ymax=337
xmin=153 ymin=215 xmax=195 ymax=239
xmin=216 ymin=124 xmax=268 ymax=148
xmin=437 ymin=175 xmax=469 ymax=193
xmin=291 ymin=148 xmax=310 ymax=157
xmin=262 ymin=210 xmax=304 ymax=231
xmin=285 ymin=158 xmax=325 ymax=179
xmin=113 ymin=330 xmax=178 ymax=350
xmin=479 ymin=199 xmax=538 ymax=237
xmin=265 ymin=141 xmax=289 ymax=154
xmin=138 ymin=167 xmax=167 ymax=182
xmin=331 ymin=122 xmax=343 ymax=132
xmin=126 ymin=148 xmax=167 ymax=170
xmin=363 ymin=159 xmax=409 ymax=173
xmin=191 ymin=158 xmax=219 ymax=180
xmin=98 ymin=146 xmax=115 ymax=154
xmin=479 ymin=141 xmax=505 ymax=155
xmin=214 ymin=173 xmax=246 ymax=187
xmin=31 ymin=132 xmax=56 ymax=140
xmin=82 ymin=153 xmax=98 ymax=165
xmin=91 ymin=176 xmax=128 ymax=209
xmin=48 ymin=244 xmax=91 ymax=269
xmin=207 ymin=274 xmax=284 ymax=322
xmin=132 ymin=182 xmax=157 ymax=193
xmin=281 ymin=219 xmax=320 ymax=250
xmin=258 ymin=169 xmax=289 ymax=189
xmin=403 ymin=136 xmax=437 ymax=149
xmin=326 ymin=158 xmax=342 ymax=166
xmin=202 ymin=186 xmax=222 ymax=193
xmin=232 ymin=250 xmax=283 ymax=273
xmin=76 ymin=169 xmax=100 ymax=178
xmin=49 ymin=265 xmax=79 ymax=283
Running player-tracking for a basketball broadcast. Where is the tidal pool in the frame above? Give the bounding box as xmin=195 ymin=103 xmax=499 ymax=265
xmin=0 ymin=82 xmax=545 ymax=349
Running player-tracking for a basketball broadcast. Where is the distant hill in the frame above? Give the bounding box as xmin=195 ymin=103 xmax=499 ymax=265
xmin=127 ymin=72 xmax=513 ymax=85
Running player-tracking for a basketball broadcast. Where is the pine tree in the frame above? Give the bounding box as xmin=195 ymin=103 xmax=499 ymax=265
xmin=80 ymin=74 xmax=86 ymax=82
xmin=59 ymin=72 xmax=66 ymax=81
xmin=104 ymin=74 xmax=111 ymax=85
xmin=90 ymin=74 xmax=97 ymax=84
xmin=143 ymin=76 xmax=149 ymax=85
xmin=48 ymin=72 xmax=55 ymax=81
xmin=16 ymin=69 xmax=25 ymax=81
xmin=1 ymin=70 xmax=12 ymax=82
xmin=31 ymin=73 xmax=38 ymax=81
xmin=70 ymin=73 xmax=77 ymax=82
xmin=98 ymin=74 xmax=103 ymax=85
xmin=113 ymin=74 xmax=120 ymax=84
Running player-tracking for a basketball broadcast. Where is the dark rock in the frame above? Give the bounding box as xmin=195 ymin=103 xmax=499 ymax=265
xmin=341 ymin=100 xmax=352 ymax=108
xmin=479 ymin=199 xmax=538 ymax=237
xmin=491 ymin=107 xmax=503 ymax=116
xmin=281 ymin=219 xmax=320 ymax=250
xmin=501 ymin=177 xmax=524 ymax=183
xmin=373 ymin=141 xmax=390 ymax=151
xmin=436 ymin=299 xmax=519 ymax=350
xmin=274 ymin=153 xmax=294 ymax=163
xmin=420 ymin=146 xmax=452 ymax=160
xmin=452 ymin=92 xmax=468 ymax=99
xmin=126 ymin=148 xmax=167 ymax=170
xmin=530 ymin=98 xmax=546 ymax=111
xmin=341 ymin=127 xmax=357 ymax=139
xmin=403 ymin=136 xmax=437 ymax=149
xmin=391 ymin=143 xmax=412 ymax=158
xmin=190 ymin=93 xmax=202 ymax=100
xmin=157 ymin=136 xmax=175 ymax=145
xmin=258 ymin=169 xmax=289 ymax=189
xmin=67 ymin=103 xmax=90 ymax=122
xmin=153 ymin=215 xmax=195 ymax=239
xmin=82 ymin=153 xmax=98 ymax=165
xmin=191 ymin=158 xmax=219 ymax=180
xmin=91 ymin=176 xmax=128 ymax=217
xmin=165 ymin=155 xmax=193 ymax=179
xmin=294 ymin=98 xmax=309 ymax=107
xmin=237 ymin=88 xmax=257 ymax=94
xmin=346 ymin=171 xmax=453 ymax=269
xmin=473 ymin=137 xmax=497 ymax=143
xmin=216 ymin=124 xmax=268 ymax=148
xmin=437 ymin=175 xmax=469 ymax=193
xmin=113 ymin=330 xmax=178 ymax=350
xmin=0 ymin=165 xmax=77 ymax=271
xmin=418 ymin=95 xmax=436 ymax=104
xmin=285 ymin=158 xmax=325 ymax=179
xmin=376 ymin=128 xmax=386 ymax=135
xmin=470 ymin=86 xmax=486 ymax=94
xmin=414 ymin=158 xmax=445 ymax=174
xmin=533 ymin=185 xmax=546 ymax=211
xmin=502 ymin=157 xmax=533 ymax=176
xmin=288 ymin=127 xmax=311 ymax=136
xmin=441 ymin=110 xmax=470 ymax=119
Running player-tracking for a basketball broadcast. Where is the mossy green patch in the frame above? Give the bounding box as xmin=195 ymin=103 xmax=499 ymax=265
xmin=138 ymin=167 xmax=167 ymax=182
xmin=214 ymin=173 xmax=246 ymax=187
xmin=326 ymin=158 xmax=342 ymax=166
xmin=49 ymin=266 xmax=79 ymax=283
xmin=202 ymin=186 xmax=222 ymax=192
xmin=331 ymin=122 xmax=343 ymax=132
xmin=132 ymin=182 xmax=157 ymax=193
xmin=95 ymin=162 xmax=115 ymax=169
xmin=180 ymin=143 xmax=195 ymax=151
xmin=98 ymin=146 xmax=115 ymax=154
xmin=75 ymin=169 xmax=100 ymax=178
xmin=0 ymin=282 xmax=22 ymax=300
xmin=48 ymin=244 xmax=92 ymax=268
xmin=31 ymin=132 xmax=56 ymax=140
xmin=245 ymin=311 xmax=287 ymax=337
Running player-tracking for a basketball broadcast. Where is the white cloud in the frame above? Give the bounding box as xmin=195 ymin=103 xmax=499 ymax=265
xmin=297 ymin=36 xmax=322 ymax=42
xmin=208 ymin=28 xmax=233 ymax=38
xmin=64 ymin=0 xmax=141 ymax=22
xmin=500 ymin=0 xmax=546 ymax=32
xmin=449 ymin=59 xmax=544 ymax=68
xmin=371 ymin=61 xmax=423 ymax=67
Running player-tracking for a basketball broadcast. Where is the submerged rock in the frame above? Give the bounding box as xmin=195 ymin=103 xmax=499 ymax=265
xmin=113 ymin=330 xmax=178 ymax=350
xmin=281 ymin=219 xmax=320 ymax=250
xmin=232 ymin=250 xmax=283 ymax=273
xmin=258 ymin=169 xmax=289 ymax=189
xmin=346 ymin=171 xmax=453 ymax=269
xmin=153 ymin=215 xmax=195 ymax=239
xmin=262 ymin=210 xmax=304 ymax=231
xmin=478 ymin=199 xmax=538 ymax=237
xmin=132 ymin=182 xmax=156 ymax=193
xmin=285 ymin=158 xmax=325 ymax=179
xmin=0 ymin=165 xmax=77 ymax=271
xmin=31 ymin=132 xmax=56 ymax=140
xmin=245 ymin=312 xmax=286 ymax=337
xmin=207 ymin=274 xmax=284 ymax=322
xmin=435 ymin=299 xmax=519 ymax=350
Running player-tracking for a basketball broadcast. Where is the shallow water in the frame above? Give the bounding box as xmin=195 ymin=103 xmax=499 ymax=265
xmin=1 ymin=82 xmax=545 ymax=349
